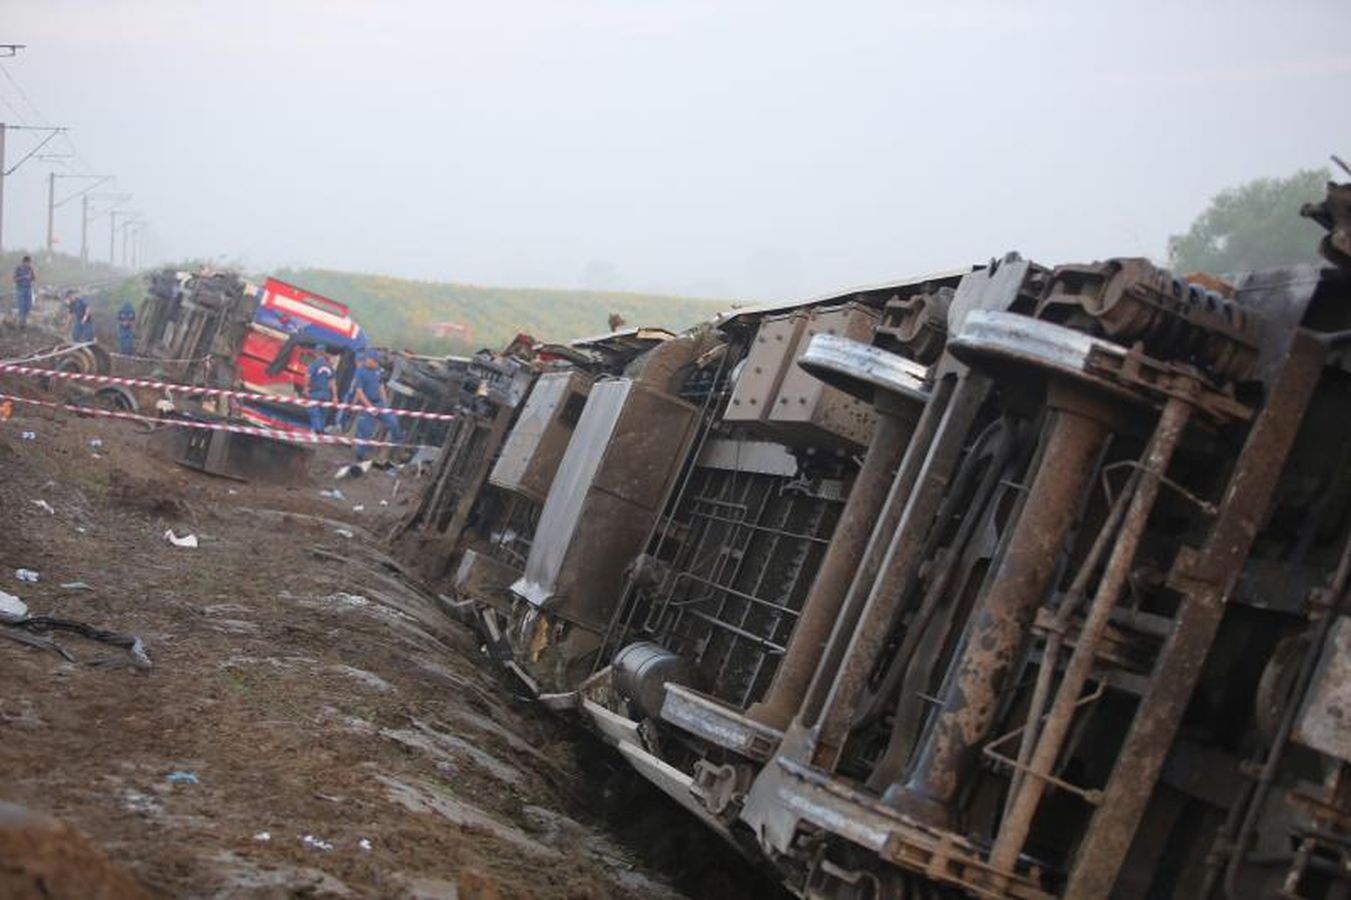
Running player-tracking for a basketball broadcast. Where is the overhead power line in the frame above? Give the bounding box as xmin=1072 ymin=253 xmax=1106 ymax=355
xmin=4 ymin=126 xmax=68 ymax=176
xmin=0 ymin=51 xmax=142 ymax=256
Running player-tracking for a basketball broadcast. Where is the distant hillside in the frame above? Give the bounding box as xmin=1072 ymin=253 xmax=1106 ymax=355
xmin=274 ymin=268 xmax=734 ymax=354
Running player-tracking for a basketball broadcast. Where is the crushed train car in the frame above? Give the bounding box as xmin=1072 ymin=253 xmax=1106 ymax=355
xmin=406 ymin=227 xmax=1351 ymax=898
xmin=132 ymin=268 xmax=466 ymax=479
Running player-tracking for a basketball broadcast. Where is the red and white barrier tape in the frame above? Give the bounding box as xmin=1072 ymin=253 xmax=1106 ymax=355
xmin=0 ymin=361 xmax=458 ymax=422
xmin=0 ymin=391 xmax=426 ymax=450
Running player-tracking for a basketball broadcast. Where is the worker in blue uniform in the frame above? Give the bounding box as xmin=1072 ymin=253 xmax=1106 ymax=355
xmin=304 ymin=345 xmax=335 ymax=433
xmin=66 ymin=292 xmax=94 ymax=343
xmin=12 ymin=255 xmax=35 ymax=330
xmin=352 ymin=349 xmax=400 ymax=461
xmin=116 ymin=303 xmax=136 ymax=355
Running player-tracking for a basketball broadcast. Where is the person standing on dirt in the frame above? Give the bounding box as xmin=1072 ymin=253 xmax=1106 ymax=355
xmin=116 ymin=303 xmax=136 ymax=355
xmin=352 ymin=349 xmax=400 ymax=462
xmin=12 ymin=256 xmax=35 ymax=330
xmin=66 ymin=291 xmax=94 ymax=343
xmin=304 ymin=345 xmax=335 ymax=434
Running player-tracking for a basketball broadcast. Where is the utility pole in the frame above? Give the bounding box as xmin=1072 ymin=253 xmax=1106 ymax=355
xmin=0 ymin=122 xmax=69 ymax=254
xmin=109 ymin=209 xmax=121 ymax=263
xmin=119 ymin=216 xmax=141 ymax=266
xmin=84 ymin=191 xmax=130 ymax=265
xmin=0 ymin=48 xmax=27 ymax=251
xmin=46 ymin=174 xmax=112 ymax=264
xmin=0 ymin=122 xmax=6 ymax=254
xmin=118 ymin=215 xmax=142 ymax=268
xmin=46 ymin=171 xmax=54 ymax=254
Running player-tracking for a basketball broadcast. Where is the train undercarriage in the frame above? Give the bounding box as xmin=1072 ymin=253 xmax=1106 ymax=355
xmin=398 ymin=183 xmax=1351 ymax=898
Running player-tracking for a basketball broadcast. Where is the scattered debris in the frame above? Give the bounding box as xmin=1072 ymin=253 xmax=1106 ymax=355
xmin=335 ymin=461 xmax=372 ymax=480
xmin=358 ymin=838 xmax=372 ymax=852
xmin=20 ymin=431 xmax=35 ymax=440
xmin=166 ymin=771 xmax=200 ymax=785
xmin=352 ymin=504 xmax=365 ymax=513
xmin=253 ymin=831 xmax=272 ymax=842
xmin=59 ymin=582 xmax=93 ymax=592
xmin=31 ymin=499 xmax=55 ymax=515
xmin=0 ymin=614 xmax=151 ymax=668
xmin=334 ymin=528 xmax=354 ymax=539
xmin=15 ymin=568 xmax=40 ymax=583
xmin=319 ymin=489 xmax=345 ymax=500
xmin=120 ymin=789 xmax=164 ymax=817
xmin=88 ymin=438 xmax=103 ymax=450
xmin=164 ymin=530 xmax=199 ymax=549
xmin=0 ymin=591 xmax=29 ymax=619
xmin=301 ymin=834 xmax=334 ymax=852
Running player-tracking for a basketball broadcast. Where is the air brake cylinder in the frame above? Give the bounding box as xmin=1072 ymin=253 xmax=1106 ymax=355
xmin=749 ymin=334 xmax=929 ymax=729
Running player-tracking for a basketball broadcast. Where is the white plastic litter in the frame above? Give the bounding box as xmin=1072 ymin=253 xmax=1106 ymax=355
xmin=60 ymin=581 xmax=92 ymax=591
xmin=319 ymin=489 xmax=345 ymax=500
xmin=335 ymin=461 xmax=373 ymax=480
xmin=253 ymin=831 xmax=272 ymax=842
xmin=19 ymin=431 xmax=35 ymax=440
xmin=358 ymin=838 xmax=372 ymax=851
xmin=164 ymin=530 xmax=199 ymax=549
xmin=334 ymin=528 xmax=355 ymax=539
xmin=31 ymin=499 xmax=54 ymax=515
xmin=227 ymin=488 xmax=238 ymax=496
xmin=15 ymin=569 xmax=40 ymax=583
xmin=379 ymin=500 xmax=389 ymax=507
xmin=352 ymin=504 xmax=365 ymax=512
xmin=301 ymin=834 xmax=334 ymax=852
xmin=0 ymin=591 xmax=28 ymax=619
xmin=88 ymin=438 xmax=103 ymax=449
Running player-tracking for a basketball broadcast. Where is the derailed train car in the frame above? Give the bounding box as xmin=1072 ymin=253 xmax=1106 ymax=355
xmin=393 ymin=328 xmax=677 ymax=599
xmin=421 ymin=203 xmax=1351 ymax=897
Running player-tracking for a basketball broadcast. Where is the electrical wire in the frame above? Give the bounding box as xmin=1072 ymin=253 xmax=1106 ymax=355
xmin=0 ymin=58 xmax=148 ymax=261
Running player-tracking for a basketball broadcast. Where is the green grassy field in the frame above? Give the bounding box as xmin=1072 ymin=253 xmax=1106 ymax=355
xmin=8 ymin=252 xmax=734 ymax=354
xmin=273 ymin=267 xmax=734 ymax=353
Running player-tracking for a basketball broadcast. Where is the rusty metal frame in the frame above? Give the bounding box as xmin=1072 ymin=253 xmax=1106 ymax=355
xmin=1062 ymin=329 xmax=1326 ymax=898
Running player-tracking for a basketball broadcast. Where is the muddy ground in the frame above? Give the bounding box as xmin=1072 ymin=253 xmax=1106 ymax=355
xmin=0 ymin=320 xmax=776 ymax=899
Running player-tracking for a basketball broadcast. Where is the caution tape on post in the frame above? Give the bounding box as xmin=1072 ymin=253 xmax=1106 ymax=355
xmin=0 ymin=391 xmax=429 ymax=450
xmin=0 ymin=360 xmax=458 ymax=422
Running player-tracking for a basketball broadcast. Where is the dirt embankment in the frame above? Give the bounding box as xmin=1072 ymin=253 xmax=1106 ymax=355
xmin=0 ymin=325 xmax=774 ymax=899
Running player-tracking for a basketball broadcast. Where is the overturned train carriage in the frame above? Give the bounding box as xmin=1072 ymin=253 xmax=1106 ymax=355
xmin=394 ymin=330 xmax=677 ymax=602
xmin=433 ymin=247 xmax=1351 ymax=898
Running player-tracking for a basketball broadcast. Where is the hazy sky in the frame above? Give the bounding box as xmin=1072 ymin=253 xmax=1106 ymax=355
xmin=3 ymin=0 xmax=1349 ymax=301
